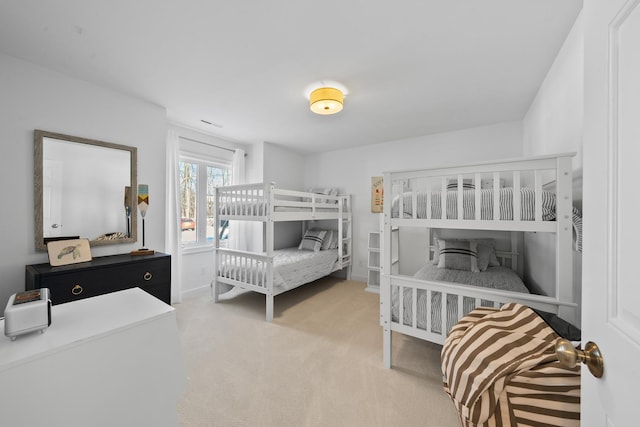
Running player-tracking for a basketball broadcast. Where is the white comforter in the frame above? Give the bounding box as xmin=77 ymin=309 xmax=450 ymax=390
xmin=272 ymin=248 xmax=339 ymax=291
xmin=219 ymin=247 xmax=339 ymax=293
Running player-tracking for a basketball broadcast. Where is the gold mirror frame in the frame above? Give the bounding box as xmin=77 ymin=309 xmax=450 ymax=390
xmin=34 ymin=130 xmax=137 ymax=251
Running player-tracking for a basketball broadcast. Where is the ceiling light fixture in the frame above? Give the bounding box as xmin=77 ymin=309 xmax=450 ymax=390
xmin=309 ymin=87 xmax=344 ymax=115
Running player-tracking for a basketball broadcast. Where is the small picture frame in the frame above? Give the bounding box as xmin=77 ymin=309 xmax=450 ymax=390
xmin=47 ymin=238 xmax=93 ymax=266
xmin=371 ymin=176 xmax=384 ymax=213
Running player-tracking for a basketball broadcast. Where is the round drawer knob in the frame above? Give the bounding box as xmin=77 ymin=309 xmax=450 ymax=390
xmin=143 ymin=272 xmax=153 ymax=281
xmin=71 ymin=284 xmax=83 ymax=295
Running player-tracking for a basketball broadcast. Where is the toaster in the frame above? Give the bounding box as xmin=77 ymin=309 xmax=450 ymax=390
xmin=4 ymin=288 xmax=51 ymax=340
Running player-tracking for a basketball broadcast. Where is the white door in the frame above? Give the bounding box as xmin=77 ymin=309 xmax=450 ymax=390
xmin=582 ymin=0 xmax=640 ymax=424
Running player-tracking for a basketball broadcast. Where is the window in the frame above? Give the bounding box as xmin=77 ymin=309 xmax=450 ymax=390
xmin=179 ymin=156 xmax=231 ymax=246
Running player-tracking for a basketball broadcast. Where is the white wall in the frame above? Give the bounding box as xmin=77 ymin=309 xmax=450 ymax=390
xmin=523 ymin=12 xmax=584 ymax=171
xmin=263 ymin=142 xmax=305 ymax=191
xmin=0 ymin=52 xmax=167 ymax=309
xmin=522 ymin=11 xmax=583 ymax=318
xmin=303 ymin=121 xmax=524 ymax=282
xmin=264 ymin=142 xmax=306 ymax=250
xmin=245 ymin=142 xmax=264 ymax=185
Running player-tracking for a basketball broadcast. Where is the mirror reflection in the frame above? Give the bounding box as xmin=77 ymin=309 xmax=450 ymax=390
xmin=35 ymin=130 xmax=137 ymax=251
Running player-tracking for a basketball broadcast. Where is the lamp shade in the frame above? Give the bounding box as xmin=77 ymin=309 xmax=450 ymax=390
xmin=310 ymin=87 xmax=344 ymax=115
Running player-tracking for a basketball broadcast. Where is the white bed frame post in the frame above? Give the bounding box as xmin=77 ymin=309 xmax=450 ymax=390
xmin=556 ymin=156 xmax=574 ymax=323
xmin=212 ymin=187 xmax=221 ymax=303
xmin=381 ymin=172 xmax=393 ymax=368
xmin=265 ymin=182 xmax=275 ymax=321
xmin=338 ymin=197 xmax=344 ymax=268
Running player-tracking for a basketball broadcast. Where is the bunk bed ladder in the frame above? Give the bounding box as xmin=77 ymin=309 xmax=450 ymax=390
xmin=340 ymin=195 xmax=353 ymax=278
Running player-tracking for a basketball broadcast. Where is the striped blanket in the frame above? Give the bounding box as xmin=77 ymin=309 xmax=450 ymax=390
xmin=441 ymin=303 xmax=580 ymax=427
xmin=392 ymin=265 xmax=529 ymax=335
xmin=391 ymin=188 xmax=582 ymax=251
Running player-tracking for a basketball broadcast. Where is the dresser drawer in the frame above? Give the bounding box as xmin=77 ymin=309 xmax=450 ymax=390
xmin=26 ymin=253 xmax=171 ymax=305
xmin=37 ymin=269 xmax=125 ymax=304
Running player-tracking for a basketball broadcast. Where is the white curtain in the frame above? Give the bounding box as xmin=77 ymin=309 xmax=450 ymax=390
xmin=228 ymin=148 xmax=249 ymax=251
xmin=165 ymin=129 xmax=182 ymax=304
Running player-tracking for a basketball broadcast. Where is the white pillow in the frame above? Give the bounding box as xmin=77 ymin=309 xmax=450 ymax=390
xmin=304 ymin=188 xmax=339 ymax=203
xmin=313 ymin=229 xmax=340 ymax=250
xmin=329 ymin=230 xmax=340 ymax=249
xmin=436 ymin=239 xmax=479 ymax=273
xmin=319 ymin=229 xmax=331 ymax=250
xmin=474 ymin=239 xmax=501 ymax=270
xmin=299 ymin=229 xmax=327 ymax=252
xmin=432 ymin=238 xmax=499 ymax=271
xmin=446 ymin=179 xmax=475 ymax=190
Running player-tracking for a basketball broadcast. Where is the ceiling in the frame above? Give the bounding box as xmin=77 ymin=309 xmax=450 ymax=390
xmin=0 ymin=1 xmax=582 ymax=154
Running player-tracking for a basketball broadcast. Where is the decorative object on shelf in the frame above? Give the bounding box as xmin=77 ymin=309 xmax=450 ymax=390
xmin=96 ymin=232 xmax=127 ymax=240
xmin=124 ymin=186 xmax=132 ymax=238
xmin=132 ymin=184 xmax=154 ymax=256
xmin=309 ymin=87 xmax=344 ymax=115
xmin=46 ymin=238 xmax=92 ymax=266
xmin=371 ymin=176 xmax=384 ymax=213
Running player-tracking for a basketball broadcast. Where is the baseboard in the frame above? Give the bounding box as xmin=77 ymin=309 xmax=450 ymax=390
xmin=180 ymin=284 xmax=211 ymax=301
xmin=349 ymin=274 xmax=367 ymax=283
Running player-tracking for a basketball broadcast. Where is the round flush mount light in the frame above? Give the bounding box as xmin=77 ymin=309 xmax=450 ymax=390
xmin=309 ymin=87 xmax=344 ymax=115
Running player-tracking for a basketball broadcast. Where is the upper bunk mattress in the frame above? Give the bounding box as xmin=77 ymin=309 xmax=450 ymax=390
xmin=392 ymin=187 xmax=558 ymax=221
xmin=219 ymin=203 xmax=340 ymax=216
xmin=391 ymin=187 xmax=583 ymax=251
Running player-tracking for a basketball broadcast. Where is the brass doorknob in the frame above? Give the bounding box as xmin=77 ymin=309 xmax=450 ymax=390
xmin=555 ymin=338 xmax=604 ymax=378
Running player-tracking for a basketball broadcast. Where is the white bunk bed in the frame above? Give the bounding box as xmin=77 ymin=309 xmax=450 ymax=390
xmin=380 ymin=153 xmax=580 ymax=368
xmin=212 ymin=182 xmax=352 ymax=321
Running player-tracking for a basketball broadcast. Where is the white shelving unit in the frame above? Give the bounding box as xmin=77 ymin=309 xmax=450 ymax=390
xmin=341 ymin=203 xmax=353 ymax=276
xmin=366 ymin=231 xmax=381 ymax=293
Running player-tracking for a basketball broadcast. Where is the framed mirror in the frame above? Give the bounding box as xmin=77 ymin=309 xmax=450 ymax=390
xmin=34 ymin=130 xmax=137 ymax=251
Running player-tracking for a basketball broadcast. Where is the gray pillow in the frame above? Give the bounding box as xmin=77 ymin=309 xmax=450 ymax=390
xmin=437 ymin=239 xmax=479 ymax=272
xmin=474 ymin=239 xmax=500 ymax=271
xmin=432 ymin=238 xmax=499 ymax=271
xmin=320 ymin=229 xmax=333 ymax=250
xmin=299 ymin=229 xmax=327 ymax=252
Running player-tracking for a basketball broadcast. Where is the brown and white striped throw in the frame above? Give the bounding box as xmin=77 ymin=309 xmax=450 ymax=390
xmin=441 ymin=303 xmax=580 ymax=427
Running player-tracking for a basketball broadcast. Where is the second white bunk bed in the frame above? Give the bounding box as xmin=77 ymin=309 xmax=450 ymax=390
xmin=212 ymin=182 xmax=352 ymax=321
xmin=380 ymin=153 xmax=581 ymax=368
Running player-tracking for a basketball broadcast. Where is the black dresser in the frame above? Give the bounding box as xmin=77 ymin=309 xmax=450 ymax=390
xmin=26 ymin=252 xmax=171 ymax=305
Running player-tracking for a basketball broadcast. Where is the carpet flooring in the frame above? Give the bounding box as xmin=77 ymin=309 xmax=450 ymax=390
xmin=174 ymin=277 xmax=460 ymax=427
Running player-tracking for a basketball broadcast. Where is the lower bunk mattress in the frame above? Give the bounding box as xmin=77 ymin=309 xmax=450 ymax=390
xmin=391 ymin=263 xmax=530 ymax=334
xmin=218 ymin=247 xmax=339 ymax=294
